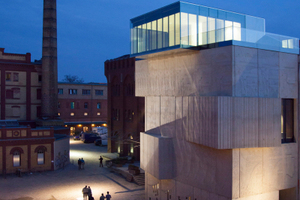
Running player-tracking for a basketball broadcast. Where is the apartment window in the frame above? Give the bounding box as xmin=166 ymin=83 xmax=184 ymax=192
xmin=58 ymin=89 xmax=63 ymax=94
xmin=37 ymin=89 xmax=41 ymax=99
xmin=84 ymin=112 xmax=88 ymax=116
xmin=84 ymin=102 xmax=88 ymax=109
xmin=97 ymin=112 xmax=101 ymax=116
xmin=95 ymin=90 xmax=103 ymax=95
xmin=58 ymin=113 xmax=60 ymax=116
xmin=58 ymin=102 xmax=61 ymax=109
xmin=97 ymin=102 xmax=101 ymax=109
xmin=37 ymin=106 xmax=41 ymax=118
xmin=6 ymin=72 xmax=11 ymax=81
xmin=6 ymin=88 xmax=21 ymax=99
xmin=13 ymin=73 xmax=19 ymax=82
xmin=38 ymin=75 xmax=42 ymax=82
xmin=13 ymin=151 xmax=21 ymax=167
xmin=70 ymin=112 xmax=75 ymax=116
xmin=281 ymin=99 xmax=294 ymax=143
xmin=82 ymin=89 xmax=90 ymax=95
xmin=69 ymin=89 xmax=77 ymax=95
xmin=70 ymin=102 xmax=75 ymax=109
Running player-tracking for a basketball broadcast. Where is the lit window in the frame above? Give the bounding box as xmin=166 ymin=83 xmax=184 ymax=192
xmin=97 ymin=112 xmax=101 ymax=116
xmin=84 ymin=112 xmax=88 ymax=116
xmin=37 ymin=149 xmax=44 ymax=165
xmin=6 ymin=72 xmax=11 ymax=81
xmin=58 ymin=113 xmax=60 ymax=116
xmin=71 ymin=102 xmax=75 ymax=109
xmin=13 ymin=151 xmax=21 ymax=167
xmin=97 ymin=102 xmax=101 ymax=109
xmin=13 ymin=73 xmax=19 ymax=82
xmin=58 ymin=89 xmax=63 ymax=94
xmin=70 ymin=112 xmax=75 ymax=116
xmin=82 ymin=89 xmax=90 ymax=95
xmin=95 ymin=90 xmax=103 ymax=95
xmin=69 ymin=89 xmax=77 ymax=95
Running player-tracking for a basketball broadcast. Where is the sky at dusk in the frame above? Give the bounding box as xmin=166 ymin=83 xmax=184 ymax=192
xmin=0 ymin=0 xmax=299 ymax=83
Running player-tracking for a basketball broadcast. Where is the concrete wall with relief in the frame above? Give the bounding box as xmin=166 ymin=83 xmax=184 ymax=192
xmin=136 ymin=45 xmax=298 ymax=200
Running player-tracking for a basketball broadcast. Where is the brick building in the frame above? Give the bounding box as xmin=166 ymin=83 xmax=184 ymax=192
xmin=0 ymin=48 xmax=42 ymax=121
xmin=57 ymin=82 xmax=108 ymax=134
xmin=105 ymin=55 xmax=144 ymax=159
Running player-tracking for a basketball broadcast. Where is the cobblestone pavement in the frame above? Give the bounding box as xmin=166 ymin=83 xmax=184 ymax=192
xmin=0 ymin=139 xmax=145 ymax=200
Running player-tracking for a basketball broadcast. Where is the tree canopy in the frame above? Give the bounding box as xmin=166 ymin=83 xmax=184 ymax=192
xmin=62 ymin=75 xmax=84 ymax=83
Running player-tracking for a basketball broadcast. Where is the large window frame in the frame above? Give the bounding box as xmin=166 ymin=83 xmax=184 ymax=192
xmin=281 ymin=99 xmax=294 ymax=143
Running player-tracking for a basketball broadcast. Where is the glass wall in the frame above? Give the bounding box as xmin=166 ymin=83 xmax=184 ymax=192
xmin=130 ymin=2 xmax=299 ymax=55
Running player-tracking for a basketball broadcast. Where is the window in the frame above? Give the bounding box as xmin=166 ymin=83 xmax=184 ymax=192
xmin=82 ymin=89 xmax=90 ymax=95
xmin=97 ymin=102 xmax=101 ymax=109
xmin=84 ymin=102 xmax=88 ymax=109
xmin=70 ymin=102 xmax=75 ymax=109
xmin=12 ymin=106 xmax=20 ymax=118
xmin=13 ymin=73 xmax=19 ymax=82
xmin=70 ymin=112 xmax=75 ymax=116
xmin=95 ymin=90 xmax=103 ymax=95
xmin=83 ymin=126 xmax=88 ymax=132
xmin=37 ymin=89 xmax=41 ymax=99
xmin=84 ymin=112 xmax=88 ymax=116
xmin=97 ymin=112 xmax=101 ymax=116
xmin=38 ymin=75 xmax=42 ymax=82
xmin=281 ymin=99 xmax=294 ymax=143
xmin=58 ymin=102 xmax=60 ymax=109
xmin=37 ymin=149 xmax=45 ymax=165
xmin=37 ymin=106 xmax=41 ymax=118
xmin=69 ymin=89 xmax=77 ymax=95
xmin=58 ymin=113 xmax=60 ymax=116
xmin=6 ymin=72 xmax=11 ymax=81
xmin=6 ymin=88 xmax=20 ymax=99
xmin=58 ymin=89 xmax=63 ymax=94
xmin=13 ymin=151 xmax=21 ymax=167
xmin=70 ymin=127 xmax=75 ymax=135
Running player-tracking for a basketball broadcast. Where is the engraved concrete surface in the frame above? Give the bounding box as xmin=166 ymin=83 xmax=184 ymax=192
xmin=0 ymin=139 xmax=144 ymax=200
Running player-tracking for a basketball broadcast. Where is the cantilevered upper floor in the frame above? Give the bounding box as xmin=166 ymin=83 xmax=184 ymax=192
xmin=130 ymin=1 xmax=299 ymax=56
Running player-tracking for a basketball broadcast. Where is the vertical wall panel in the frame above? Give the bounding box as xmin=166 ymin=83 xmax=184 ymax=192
xmin=218 ymin=96 xmax=233 ymax=149
xmin=175 ymin=97 xmax=183 ymax=139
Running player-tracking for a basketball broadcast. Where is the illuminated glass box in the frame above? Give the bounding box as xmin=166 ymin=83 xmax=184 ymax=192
xmin=130 ymin=1 xmax=299 ymax=56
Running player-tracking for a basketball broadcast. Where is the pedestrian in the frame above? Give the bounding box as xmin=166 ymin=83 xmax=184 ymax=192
xmin=88 ymin=186 xmax=92 ymax=198
xmin=78 ymin=158 xmax=82 ymax=170
xmin=81 ymin=158 xmax=85 ymax=169
xmin=99 ymin=156 xmax=103 ymax=167
xmin=82 ymin=185 xmax=88 ymax=200
xmin=99 ymin=193 xmax=105 ymax=200
xmin=106 ymin=191 xmax=112 ymax=200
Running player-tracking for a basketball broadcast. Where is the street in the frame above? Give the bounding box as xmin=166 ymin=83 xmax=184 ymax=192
xmin=0 ymin=139 xmax=145 ymax=200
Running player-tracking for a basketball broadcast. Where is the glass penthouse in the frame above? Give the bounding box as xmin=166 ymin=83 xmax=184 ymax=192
xmin=130 ymin=1 xmax=299 ymax=56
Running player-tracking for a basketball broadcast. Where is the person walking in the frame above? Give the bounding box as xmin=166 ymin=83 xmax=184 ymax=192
xmin=106 ymin=191 xmax=112 ymax=200
xmin=99 ymin=156 xmax=103 ymax=167
xmin=99 ymin=193 xmax=105 ymax=200
xmin=78 ymin=158 xmax=82 ymax=170
xmin=81 ymin=158 xmax=85 ymax=169
xmin=88 ymin=186 xmax=92 ymax=198
xmin=82 ymin=185 xmax=88 ymax=200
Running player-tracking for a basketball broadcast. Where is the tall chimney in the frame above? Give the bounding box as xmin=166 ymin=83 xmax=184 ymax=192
xmin=41 ymin=0 xmax=58 ymax=119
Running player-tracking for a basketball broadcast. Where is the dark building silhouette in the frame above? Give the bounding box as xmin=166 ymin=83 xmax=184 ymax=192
xmin=105 ymin=55 xmax=144 ymax=159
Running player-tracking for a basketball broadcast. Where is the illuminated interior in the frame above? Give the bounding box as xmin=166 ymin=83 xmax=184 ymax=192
xmin=130 ymin=1 xmax=299 ymax=56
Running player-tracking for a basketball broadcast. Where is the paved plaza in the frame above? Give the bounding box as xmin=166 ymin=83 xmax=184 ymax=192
xmin=0 ymin=139 xmax=145 ymax=200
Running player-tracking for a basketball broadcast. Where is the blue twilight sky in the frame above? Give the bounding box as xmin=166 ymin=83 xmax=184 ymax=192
xmin=0 ymin=0 xmax=299 ymax=83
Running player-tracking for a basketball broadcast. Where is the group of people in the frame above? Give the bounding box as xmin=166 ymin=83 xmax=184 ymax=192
xmin=78 ymin=158 xmax=85 ymax=170
xmin=82 ymin=186 xmax=111 ymax=200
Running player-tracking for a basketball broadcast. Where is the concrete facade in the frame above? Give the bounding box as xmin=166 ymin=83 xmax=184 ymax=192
xmin=137 ymin=46 xmax=298 ymax=200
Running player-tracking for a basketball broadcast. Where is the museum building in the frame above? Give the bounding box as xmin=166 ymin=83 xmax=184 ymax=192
xmin=132 ymin=2 xmax=300 ymax=200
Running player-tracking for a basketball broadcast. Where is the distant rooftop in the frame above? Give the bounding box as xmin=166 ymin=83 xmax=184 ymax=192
xmin=130 ymin=1 xmax=299 ymax=56
xmin=58 ymin=82 xmax=107 ymax=86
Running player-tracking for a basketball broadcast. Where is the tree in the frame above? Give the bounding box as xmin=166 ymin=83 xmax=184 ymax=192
xmin=62 ymin=75 xmax=84 ymax=83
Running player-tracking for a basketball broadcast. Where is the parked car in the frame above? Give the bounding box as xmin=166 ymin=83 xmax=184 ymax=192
xmin=81 ymin=133 xmax=100 ymax=143
xmin=73 ymin=135 xmax=80 ymax=140
xmin=94 ymin=138 xmax=108 ymax=146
